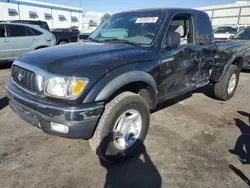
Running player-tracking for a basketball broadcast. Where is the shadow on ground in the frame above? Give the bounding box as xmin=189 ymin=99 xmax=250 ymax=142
xmin=98 ymin=135 xmax=162 ymax=188
xmin=151 ymin=84 xmax=216 ymax=114
xmin=229 ymin=111 xmax=250 ymax=186
xmin=0 ymin=97 xmax=9 ymax=111
xmin=0 ymin=61 xmax=12 ymax=69
xmin=229 ymin=164 xmax=250 ymax=186
xmin=241 ymin=69 xmax=250 ymax=74
xmin=229 ymin=111 xmax=250 ymax=164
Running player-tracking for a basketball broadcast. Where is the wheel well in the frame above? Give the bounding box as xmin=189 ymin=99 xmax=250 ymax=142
xmin=35 ymin=46 xmax=48 ymax=50
xmin=232 ymin=57 xmax=243 ymax=70
xmin=107 ymin=81 xmax=156 ymax=109
xmin=58 ymin=39 xmax=69 ymax=44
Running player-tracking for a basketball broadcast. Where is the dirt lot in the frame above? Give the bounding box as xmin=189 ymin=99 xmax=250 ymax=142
xmin=0 ymin=64 xmax=250 ymax=188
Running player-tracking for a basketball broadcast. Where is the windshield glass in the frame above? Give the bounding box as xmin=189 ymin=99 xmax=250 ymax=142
xmin=89 ymin=11 xmax=165 ymax=45
xmin=233 ymin=29 xmax=250 ymax=39
xmin=214 ymin=27 xmax=237 ymax=34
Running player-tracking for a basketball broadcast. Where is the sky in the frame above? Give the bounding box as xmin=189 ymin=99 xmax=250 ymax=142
xmin=38 ymin=0 xmax=236 ymax=13
xmin=37 ymin=0 xmax=237 ymax=24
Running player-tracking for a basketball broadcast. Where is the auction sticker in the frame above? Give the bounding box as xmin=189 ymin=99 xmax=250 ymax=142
xmin=135 ymin=17 xmax=159 ymax=23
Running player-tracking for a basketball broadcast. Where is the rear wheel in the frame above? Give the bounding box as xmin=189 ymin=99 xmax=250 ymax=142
xmin=59 ymin=41 xmax=68 ymax=45
xmin=214 ymin=65 xmax=239 ymax=101
xmin=89 ymin=92 xmax=150 ymax=163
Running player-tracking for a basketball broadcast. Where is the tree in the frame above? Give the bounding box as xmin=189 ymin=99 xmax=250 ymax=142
xmin=89 ymin=20 xmax=97 ymax=27
xmin=100 ymin=13 xmax=111 ymax=23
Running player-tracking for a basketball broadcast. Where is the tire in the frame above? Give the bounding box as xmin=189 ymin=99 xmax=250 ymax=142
xmin=214 ymin=64 xmax=240 ymax=101
xmin=35 ymin=46 xmax=47 ymax=50
xmin=89 ymin=92 xmax=150 ymax=163
xmin=59 ymin=41 xmax=68 ymax=45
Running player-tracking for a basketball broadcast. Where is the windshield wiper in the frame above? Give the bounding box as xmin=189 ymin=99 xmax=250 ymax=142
xmin=103 ymin=38 xmax=140 ymax=46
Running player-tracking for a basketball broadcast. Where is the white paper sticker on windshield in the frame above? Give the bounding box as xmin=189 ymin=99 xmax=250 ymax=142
xmin=135 ymin=17 xmax=159 ymax=23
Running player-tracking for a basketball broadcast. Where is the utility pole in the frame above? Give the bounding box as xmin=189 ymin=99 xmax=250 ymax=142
xmin=79 ymin=0 xmax=82 ymax=29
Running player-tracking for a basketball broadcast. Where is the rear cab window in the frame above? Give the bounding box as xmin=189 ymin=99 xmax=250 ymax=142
xmin=195 ymin=12 xmax=214 ymax=44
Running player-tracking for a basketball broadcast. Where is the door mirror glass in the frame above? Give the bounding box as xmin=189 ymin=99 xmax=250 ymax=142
xmin=166 ymin=32 xmax=181 ymax=48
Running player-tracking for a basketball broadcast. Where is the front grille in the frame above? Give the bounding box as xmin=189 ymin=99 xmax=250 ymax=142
xmin=12 ymin=65 xmax=37 ymax=93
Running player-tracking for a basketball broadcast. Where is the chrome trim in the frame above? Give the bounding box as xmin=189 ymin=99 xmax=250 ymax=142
xmin=13 ymin=60 xmax=60 ymax=83
xmin=12 ymin=60 xmax=89 ymax=100
xmin=43 ymin=77 xmax=89 ymax=100
xmin=11 ymin=78 xmax=37 ymax=96
xmin=7 ymin=84 xmax=103 ymax=113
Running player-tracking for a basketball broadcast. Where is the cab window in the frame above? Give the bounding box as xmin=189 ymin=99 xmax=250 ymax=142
xmin=164 ymin=13 xmax=194 ymax=48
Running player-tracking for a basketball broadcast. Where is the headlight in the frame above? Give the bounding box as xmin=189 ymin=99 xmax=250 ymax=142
xmin=45 ymin=77 xmax=88 ymax=99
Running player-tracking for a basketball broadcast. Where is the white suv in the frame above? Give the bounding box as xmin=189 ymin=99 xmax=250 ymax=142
xmin=0 ymin=22 xmax=56 ymax=62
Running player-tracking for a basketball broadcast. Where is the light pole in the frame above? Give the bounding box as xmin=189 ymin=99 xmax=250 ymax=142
xmin=79 ymin=0 xmax=82 ymax=29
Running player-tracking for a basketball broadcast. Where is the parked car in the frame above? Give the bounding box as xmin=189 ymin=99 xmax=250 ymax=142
xmin=214 ymin=25 xmax=250 ymax=42
xmin=230 ymin=27 xmax=250 ymax=69
xmin=3 ymin=20 xmax=80 ymax=45
xmin=214 ymin=26 xmax=238 ymax=42
xmin=1 ymin=20 xmax=50 ymax=31
xmin=0 ymin=22 xmax=56 ymax=62
xmin=7 ymin=8 xmax=250 ymax=163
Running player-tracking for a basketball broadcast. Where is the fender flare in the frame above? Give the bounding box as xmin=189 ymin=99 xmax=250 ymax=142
xmin=95 ymin=71 xmax=158 ymax=109
xmin=220 ymin=52 xmax=243 ymax=80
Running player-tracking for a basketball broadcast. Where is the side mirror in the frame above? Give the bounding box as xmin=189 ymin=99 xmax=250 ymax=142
xmin=229 ymin=35 xmax=234 ymax=39
xmin=166 ymin=32 xmax=181 ymax=48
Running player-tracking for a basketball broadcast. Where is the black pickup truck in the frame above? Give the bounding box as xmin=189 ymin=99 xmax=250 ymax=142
xmin=7 ymin=8 xmax=250 ymax=163
xmin=51 ymin=28 xmax=80 ymax=45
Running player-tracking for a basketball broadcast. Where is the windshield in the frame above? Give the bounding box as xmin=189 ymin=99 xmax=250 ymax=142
xmin=214 ymin=27 xmax=237 ymax=34
xmin=233 ymin=29 xmax=250 ymax=39
xmin=89 ymin=11 xmax=165 ymax=45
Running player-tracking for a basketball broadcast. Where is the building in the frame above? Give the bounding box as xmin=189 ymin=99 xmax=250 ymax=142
xmin=0 ymin=0 xmax=83 ymax=30
xmin=196 ymin=0 xmax=250 ymax=28
xmin=82 ymin=12 xmax=108 ymax=31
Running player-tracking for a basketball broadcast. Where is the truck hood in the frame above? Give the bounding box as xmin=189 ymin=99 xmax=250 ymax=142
xmin=17 ymin=42 xmax=158 ymax=77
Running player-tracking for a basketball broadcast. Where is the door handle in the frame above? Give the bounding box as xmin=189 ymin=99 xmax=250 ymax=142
xmin=33 ymin=38 xmax=38 ymax=40
xmin=4 ymin=39 xmax=10 ymax=42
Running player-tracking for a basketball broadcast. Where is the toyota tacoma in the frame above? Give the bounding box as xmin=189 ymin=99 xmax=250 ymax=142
xmin=7 ymin=8 xmax=250 ymax=163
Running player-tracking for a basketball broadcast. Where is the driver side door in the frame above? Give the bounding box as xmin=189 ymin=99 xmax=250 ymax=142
xmin=157 ymin=13 xmax=202 ymax=101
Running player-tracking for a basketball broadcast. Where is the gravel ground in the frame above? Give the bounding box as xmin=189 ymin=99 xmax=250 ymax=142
xmin=0 ymin=64 xmax=250 ymax=188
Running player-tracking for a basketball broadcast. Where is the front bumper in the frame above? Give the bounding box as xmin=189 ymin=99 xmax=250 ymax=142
xmin=7 ymin=79 xmax=104 ymax=139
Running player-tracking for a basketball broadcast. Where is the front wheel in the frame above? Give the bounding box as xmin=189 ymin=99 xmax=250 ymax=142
xmin=89 ymin=92 xmax=150 ymax=163
xmin=213 ymin=65 xmax=240 ymax=101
